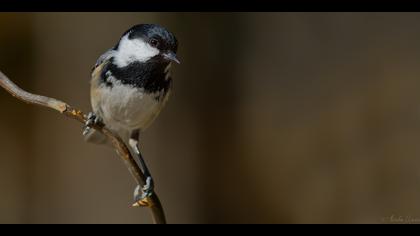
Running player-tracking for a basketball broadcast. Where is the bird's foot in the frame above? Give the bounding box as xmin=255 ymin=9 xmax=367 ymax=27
xmin=133 ymin=176 xmax=155 ymax=206
xmin=82 ymin=112 xmax=103 ymax=136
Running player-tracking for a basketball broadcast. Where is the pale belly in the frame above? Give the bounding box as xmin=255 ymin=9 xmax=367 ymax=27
xmin=93 ymin=83 xmax=170 ymax=133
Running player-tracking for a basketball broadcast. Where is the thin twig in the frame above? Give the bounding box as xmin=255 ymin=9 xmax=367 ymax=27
xmin=0 ymin=70 xmax=166 ymax=224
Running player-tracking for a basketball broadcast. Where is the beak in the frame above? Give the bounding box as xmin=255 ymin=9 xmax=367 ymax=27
xmin=163 ymin=51 xmax=180 ymax=64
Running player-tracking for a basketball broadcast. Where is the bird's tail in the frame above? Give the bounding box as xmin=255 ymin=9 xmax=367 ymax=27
xmin=84 ymin=128 xmax=112 ymax=146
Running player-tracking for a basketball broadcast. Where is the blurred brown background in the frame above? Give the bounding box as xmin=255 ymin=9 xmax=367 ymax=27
xmin=1 ymin=12 xmax=420 ymax=224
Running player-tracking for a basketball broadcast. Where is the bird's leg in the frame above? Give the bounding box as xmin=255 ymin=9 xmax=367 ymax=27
xmin=129 ymin=129 xmax=155 ymax=202
xmin=82 ymin=112 xmax=103 ymax=136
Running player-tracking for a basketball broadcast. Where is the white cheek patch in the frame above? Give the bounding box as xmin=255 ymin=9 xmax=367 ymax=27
xmin=114 ymin=35 xmax=160 ymax=67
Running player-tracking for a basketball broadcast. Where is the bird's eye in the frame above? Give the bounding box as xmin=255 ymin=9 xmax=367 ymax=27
xmin=149 ymin=38 xmax=159 ymax=47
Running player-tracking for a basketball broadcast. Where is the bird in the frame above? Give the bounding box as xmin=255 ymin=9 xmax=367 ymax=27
xmin=82 ymin=24 xmax=179 ymax=203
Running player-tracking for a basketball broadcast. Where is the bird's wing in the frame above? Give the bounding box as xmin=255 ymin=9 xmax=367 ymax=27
xmin=85 ymin=49 xmax=115 ymax=146
xmin=91 ymin=49 xmax=115 ymax=73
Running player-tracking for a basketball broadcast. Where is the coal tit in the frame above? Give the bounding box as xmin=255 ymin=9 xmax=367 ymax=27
xmin=83 ymin=24 xmax=179 ymax=202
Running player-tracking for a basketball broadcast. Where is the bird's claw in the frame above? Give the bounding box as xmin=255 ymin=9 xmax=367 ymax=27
xmin=133 ymin=177 xmax=155 ymax=205
xmin=142 ymin=176 xmax=155 ymax=198
xmin=82 ymin=112 xmax=102 ymax=136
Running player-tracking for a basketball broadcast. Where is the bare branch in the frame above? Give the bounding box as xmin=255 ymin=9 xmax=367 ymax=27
xmin=0 ymin=70 xmax=166 ymax=224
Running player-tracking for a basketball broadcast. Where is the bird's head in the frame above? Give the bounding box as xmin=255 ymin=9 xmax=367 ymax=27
xmin=113 ymin=24 xmax=179 ymax=68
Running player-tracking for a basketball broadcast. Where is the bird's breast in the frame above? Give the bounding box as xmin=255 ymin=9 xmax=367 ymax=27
xmin=97 ymin=80 xmax=170 ymax=132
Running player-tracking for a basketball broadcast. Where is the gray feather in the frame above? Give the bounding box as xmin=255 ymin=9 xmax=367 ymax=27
xmin=91 ymin=49 xmax=115 ymax=72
